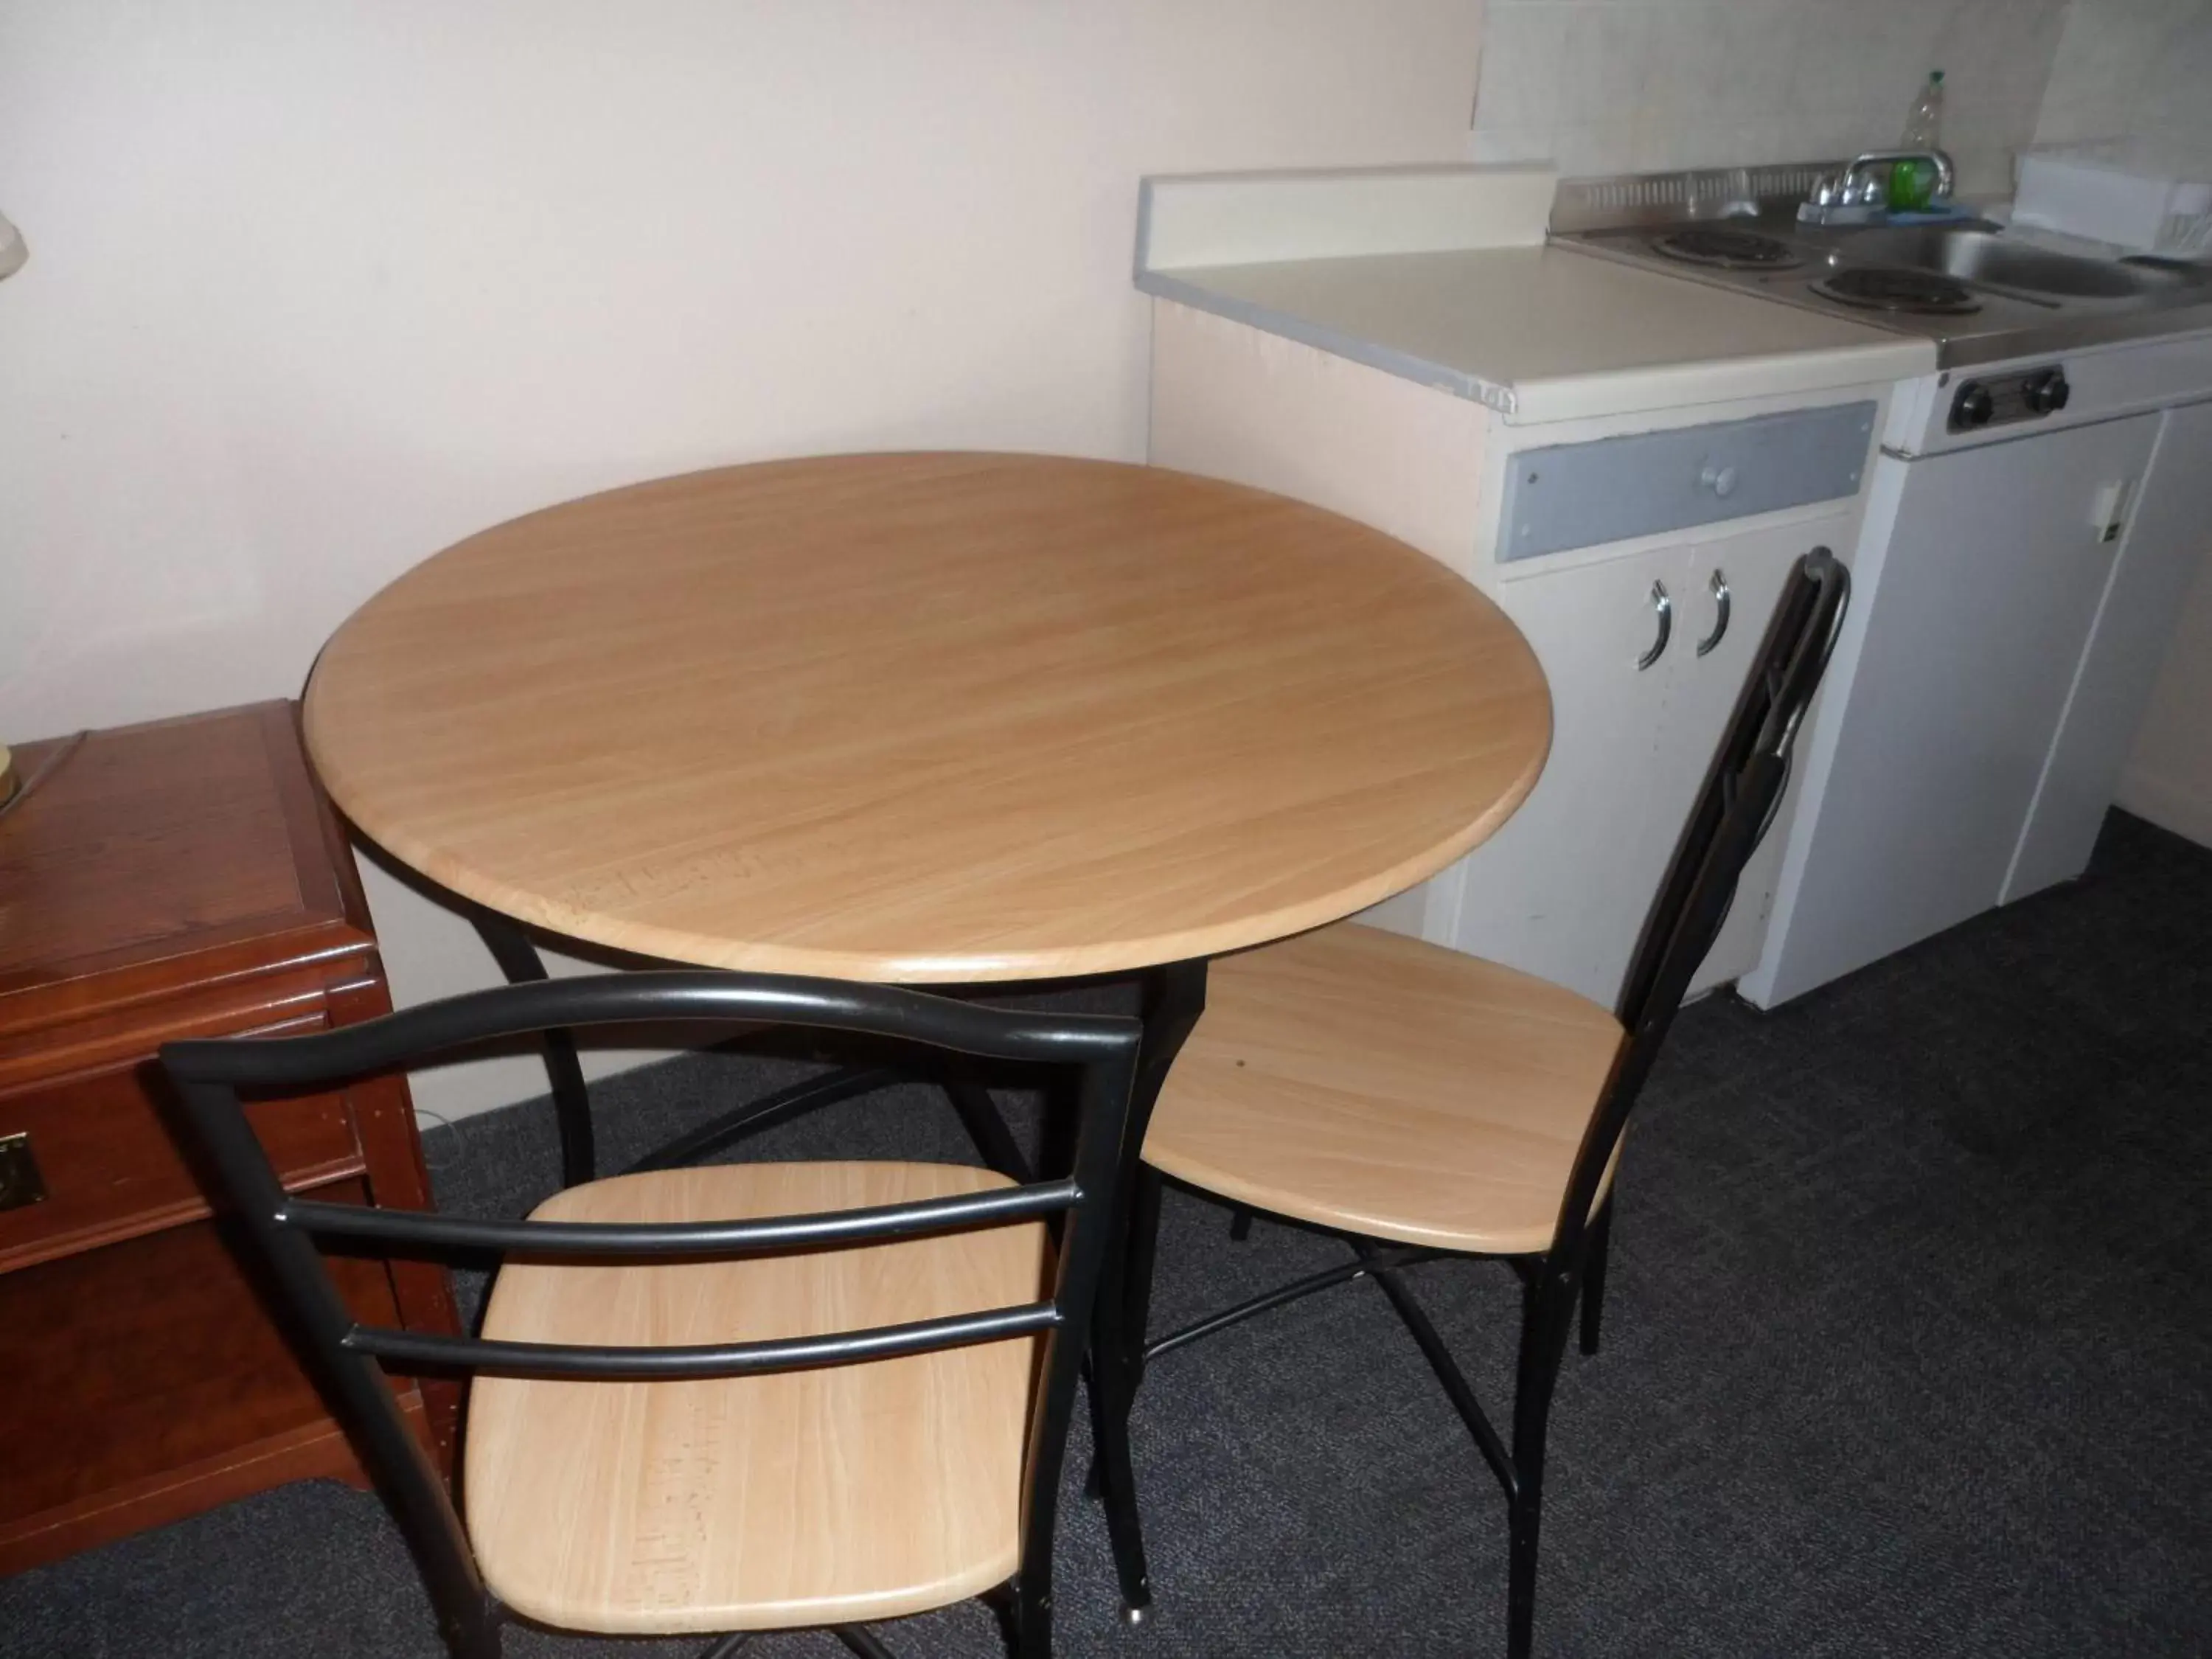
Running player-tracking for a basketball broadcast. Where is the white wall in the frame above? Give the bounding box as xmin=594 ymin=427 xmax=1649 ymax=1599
xmin=0 ymin=0 xmax=1484 ymax=1119
xmin=1472 ymin=0 xmax=2071 ymax=195
xmin=2036 ymin=0 xmax=2212 ymax=848
xmin=2034 ymin=0 xmax=2212 ymax=172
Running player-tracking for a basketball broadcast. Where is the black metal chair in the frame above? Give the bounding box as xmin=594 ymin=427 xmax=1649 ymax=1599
xmin=1088 ymin=548 xmax=1851 ymax=1656
xmin=161 ymin=972 xmax=1141 ymax=1659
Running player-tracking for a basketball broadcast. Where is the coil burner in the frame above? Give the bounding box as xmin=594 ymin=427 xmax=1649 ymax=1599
xmin=1809 ymin=265 xmax=1981 ymax=315
xmin=1649 ymin=227 xmax=1805 ymax=271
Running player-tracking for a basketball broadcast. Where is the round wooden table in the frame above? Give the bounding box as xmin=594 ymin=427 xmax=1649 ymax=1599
xmin=305 ymin=452 xmax=1549 ymax=985
xmin=307 ymin=451 xmax=1551 ymax=1625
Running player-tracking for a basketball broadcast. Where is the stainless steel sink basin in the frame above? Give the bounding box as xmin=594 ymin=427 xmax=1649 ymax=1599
xmin=1812 ymin=226 xmax=2207 ymax=301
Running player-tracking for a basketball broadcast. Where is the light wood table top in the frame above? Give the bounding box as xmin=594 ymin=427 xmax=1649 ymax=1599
xmin=305 ymin=453 xmax=1548 ymax=982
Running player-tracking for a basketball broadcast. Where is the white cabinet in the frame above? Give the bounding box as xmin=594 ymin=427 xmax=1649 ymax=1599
xmin=1144 ymin=297 xmax=1888 ymax=1006
xmin=2008 ymin=400 xmax=2212 ymax=897
xmin=1427 ymin=511 xmax=1850 ymax=1008
xmin=1430 ymin=542 xmax=1675 ymax=1004
xmin=1744 ymin=412 xmax=2164 ymax=1006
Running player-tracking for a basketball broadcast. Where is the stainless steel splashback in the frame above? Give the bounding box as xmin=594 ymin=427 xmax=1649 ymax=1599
xmin=1549 ymin=164 xmax=1846 ymax=232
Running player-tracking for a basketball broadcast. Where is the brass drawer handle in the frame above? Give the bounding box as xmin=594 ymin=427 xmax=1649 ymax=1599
xmin=0 ymin=1131 xmax=47 ymax=1211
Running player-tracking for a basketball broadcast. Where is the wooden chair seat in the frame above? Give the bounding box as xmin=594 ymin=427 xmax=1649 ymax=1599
xmin=463 ymin=1161 xmax=1048 ymax=1635
xmin=1145 ymin=923 xmax=1627 ymax=1255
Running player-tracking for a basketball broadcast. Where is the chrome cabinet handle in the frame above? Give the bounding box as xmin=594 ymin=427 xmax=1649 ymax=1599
xmin=1696 ymin=568 xmax=1731 ymax=657
xmin=1638 ymin=580 xmax=1672 ymax=671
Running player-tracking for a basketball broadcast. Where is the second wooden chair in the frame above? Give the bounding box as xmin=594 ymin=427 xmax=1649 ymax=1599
xmin=162 ymin=970 xmax=1141 ymax=1659
xmin=1088 ymin=547 xmax=1851 ymax=1658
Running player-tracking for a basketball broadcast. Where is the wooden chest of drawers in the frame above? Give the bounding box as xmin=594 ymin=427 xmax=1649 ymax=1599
xmin=0 ymin=701 xmax=461 ymax=1573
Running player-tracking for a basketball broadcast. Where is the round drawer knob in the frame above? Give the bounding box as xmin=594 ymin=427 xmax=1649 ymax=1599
xmin=1700 ymin=462 xmax=1739 ymax=498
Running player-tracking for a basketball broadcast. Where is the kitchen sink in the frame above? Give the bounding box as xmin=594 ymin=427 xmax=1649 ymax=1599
xmin=1551 ymin=165 xmax=2212 ymax=366
xmin=1809 ymin=226 xmax=2209 ymax=301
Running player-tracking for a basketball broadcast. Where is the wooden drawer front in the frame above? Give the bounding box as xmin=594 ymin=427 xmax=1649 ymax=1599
xmin=0 ymin=1178 xmax=407 ymax=1531
xmin=0 ymin=1057 xmax=364 ymax=1273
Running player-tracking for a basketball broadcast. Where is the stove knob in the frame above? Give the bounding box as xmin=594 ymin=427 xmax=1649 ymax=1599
xmin=1954 ymin=383 xmax=1994 ymax=428
xmin=2025 ymin=369 xmax=2070 ymax=415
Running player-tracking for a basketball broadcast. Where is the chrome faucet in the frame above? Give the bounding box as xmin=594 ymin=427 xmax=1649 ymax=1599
xmin=1798 ymin=149 xmax=1956 ymax=226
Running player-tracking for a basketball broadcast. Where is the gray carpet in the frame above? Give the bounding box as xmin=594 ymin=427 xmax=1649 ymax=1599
xmin=5 ymin=810 xmax=2208 ymax=1658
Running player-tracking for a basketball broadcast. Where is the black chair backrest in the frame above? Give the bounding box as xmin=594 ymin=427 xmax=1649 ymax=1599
xmin=1545 ymin=547 xmax=1850 ymax=1272
xmin=161 ymin=972 xmax=1141 ymax=1653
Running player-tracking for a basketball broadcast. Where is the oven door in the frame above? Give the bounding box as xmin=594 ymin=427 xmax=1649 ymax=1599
xmin=1743 ymin=411 xmax=2160 ymax=1006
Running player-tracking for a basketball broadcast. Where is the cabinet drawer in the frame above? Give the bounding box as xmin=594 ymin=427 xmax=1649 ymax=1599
xmin=0 ymin=1051 xmax=364 ymax=1273
xmin=1498 ymin=401 xmax=1876 ymax=563
xmin=0 ymin=1178 xmax=406 ymax=1534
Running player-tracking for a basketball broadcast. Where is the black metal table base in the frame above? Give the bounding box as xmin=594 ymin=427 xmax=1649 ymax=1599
xmin=470 ymin=908 xmax=597 ymax=1186
xmin=1083 ymin=959 xmax=1208 ymax=1622
xmin=466 ymin=910 xmax=1040 ymax=1186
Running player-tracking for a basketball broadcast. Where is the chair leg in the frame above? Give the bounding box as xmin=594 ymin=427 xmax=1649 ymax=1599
xmin=1087 ymin=1371 xmax=1152 ymax=1624
xmin=1089 ymin=1161 xmax=1164 ymax=1620
xmin=1006 ymin=1570 xmax=1054 ymax=1659
xmin=978 ymin=1579 xmax=1027 ymax=1658
xmin=1363 ymin=1250 xmax=1515 ymax=1503
xmin=835 ymin=1625 xmax=900 ymax=1659
xmin=1088 ymin=957 xmax=1206 ymax=1624
xmin=1227 ymin=1206 xmax=1253 ymax=1241
xmin=1579 ymin=1199 xmax=1615 ymax=1357
xmin=442 ymin=1602 xmax=504 ymax=1659
xmin=694 ymin=1632 xmax=754 ymax=1659
xmin=1121 ymin=1163 xmax=1166 ymax=1398
xmin=1507 ymin=1270 xmax=1579 ymax=1659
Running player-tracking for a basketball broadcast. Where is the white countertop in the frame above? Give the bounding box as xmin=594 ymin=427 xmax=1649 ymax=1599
xmin=1139 ymin=245 xmax=1935 ymax=423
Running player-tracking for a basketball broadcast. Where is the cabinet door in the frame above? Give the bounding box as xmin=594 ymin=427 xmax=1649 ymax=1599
xmin=1443 ymin=520 xmax=1843 ymax=1008
xmin=2006 ymin=400 xmax=2212 ymax=899
xmin=1441 ymin=543 xmax=1686 ymax=1006
xmin=1750 ymin=413 xmax=2162 ymax=1004
xmin=1677 ymin=514 xmax=1853 ymax=994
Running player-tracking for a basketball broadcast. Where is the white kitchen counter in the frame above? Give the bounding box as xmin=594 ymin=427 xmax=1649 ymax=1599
xmin=1140 ymin=246 xmax=1933 ymax=424
xmin=1134 ymin=165 xmax=1933 ymax=424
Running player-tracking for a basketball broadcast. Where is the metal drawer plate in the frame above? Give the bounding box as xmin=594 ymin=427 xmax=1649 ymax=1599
xmin=1500 ymin=401 xmax=1876 ymax=563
